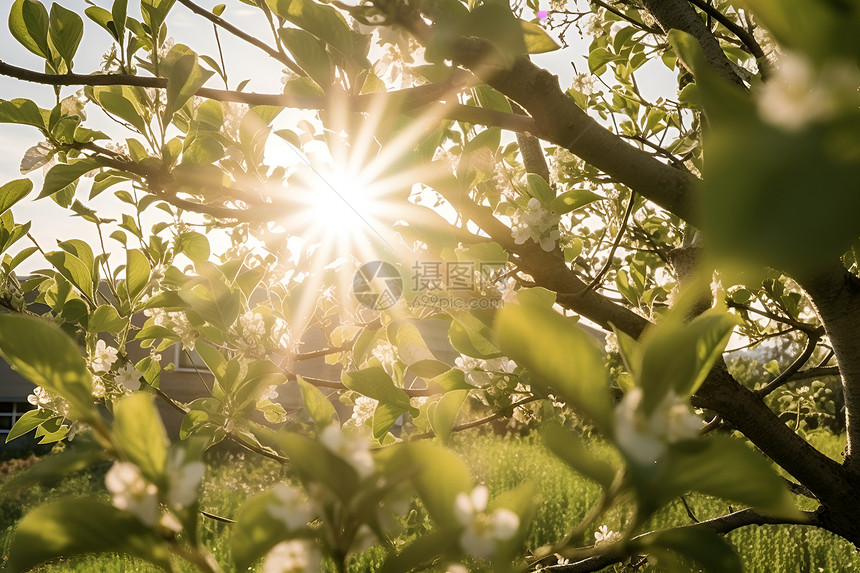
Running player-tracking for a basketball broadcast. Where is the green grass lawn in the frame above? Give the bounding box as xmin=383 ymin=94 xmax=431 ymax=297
xmin=1 ymin=431 xmax=857 ymax=572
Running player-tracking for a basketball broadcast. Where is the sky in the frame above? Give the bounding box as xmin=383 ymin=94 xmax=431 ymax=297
xmin=0 ymin=0 xmax=676 ymax=273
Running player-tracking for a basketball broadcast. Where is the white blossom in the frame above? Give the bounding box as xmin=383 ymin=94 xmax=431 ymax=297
xmin=455 ymin=355 xmax=517 ymax=387
xmin=371 ymin=341 xmax=397 ymax=374
xmin=165 ymin=449 xmax=205 ymax=509
xmin=105 ymin=462 xmax=159 ymax=526
xmin=347 ymin=395 xmax=378 ymax=428
xmin=572 ymin=73 xmax=597 ymax=96
xmin=319 ymin=424 xmax=375 ymax=478
xmin=614 ymin=387 xmax=703 ymax=464
xmin=91 ymin=339 xmax=119 ymax=373
xmin=267 ymin=484 xmax=315 ymax=530
xmin=115 ymin=363 xmax=143 ymax=392
xmin=27 ymin=386 xmax=53 ymax=409
xmin=594 ymin=524 xmax=620 ymax=546
xmin=240 ymin=311 xmax=266 ymax=337
xmin=453 ymin=485 xmax=520 ymax=558
xmin=580 ymin=14 xmax=605 ymax=38
xmin=511 ymin=198 xmax=561 ymax=252
xmin=756 ymin=52 xmax=860 ymax=131
xmin=262 ymin=540 xmax=322 ymax=573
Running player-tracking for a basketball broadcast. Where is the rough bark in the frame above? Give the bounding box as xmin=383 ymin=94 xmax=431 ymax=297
xmin=642 ymin=0 xmax=746 ymax=87
xmin=798 ymin=264 xmax=860 ymax=476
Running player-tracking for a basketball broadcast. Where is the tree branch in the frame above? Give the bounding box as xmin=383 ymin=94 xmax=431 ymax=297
xmin=642 ymin=0 xmax=746 ymax=88
xmin=686 ymin=0 xmax=770 ymax=78
xmin=756 ymin=332 xmax=821 ymax=397
xmin=175 ymin=0 xmax=304 ymax=76
xmin=0 ymin=60 xmax=536 ymax=135
xmin=546 ymin=509 xmax=817 ymax=572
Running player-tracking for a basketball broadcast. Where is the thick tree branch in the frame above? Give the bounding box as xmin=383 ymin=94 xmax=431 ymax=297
xmin=546 ymin=509 xmax=817 ymax=572
xmin=431 ymin=43 xmax=698 ymax=222
xmin=686 ymin=0 xmax=770 ymax=78
xmin=642 ymin=0 xmax=746 ymax=88
xmin=797 ymin=263 xmax=860 ymax=476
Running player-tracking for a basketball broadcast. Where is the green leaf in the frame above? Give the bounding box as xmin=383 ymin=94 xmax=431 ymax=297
xmin=265 ymin=0 xmax=353 ymax=58
xmin=9 ymin=0 xmax=50 ymax=58
xmin=91 ymin=86 xmax=149 ymax=134
xmin=162 ymin=45 xmax=215 ymax=123
xmin=297 ymin=375 xmax=338 ymax=426
xmin=0 ymin=314 xmax=95 ymax=419
xmin=657 ymin=436 xmax=801 ymax=518
xmin=278 ymin=27 xmax=332 ymax=88
xmin=39 ymin=158 xmax=99 ymax=199
xmin=495 ymin=303 xmax=612 ymax=428
xmin=551 ymin=188 xmax=601 ymax=214
xmin=521 ymin=19 xmax=560 ymax=54
xmin=231 ymin=489 xmax=293 ymax=572
xmin=45 ymin=249 xmax=94 ymax=300
xmin=405 ymin=441 xmax=472 ymax=525
xmin=6 ymin=408 xmax=54 ymax=443
xmin=0 ymin=178 xmax=33 ymax=215
xmin=177 ymin=231 xmax=210 ymax=263
xmin=126 ymin=248 xmax=151 ymax=300
xmin=378 ymin=529 xmax=461 ymax=573
xmin=638 ymin=309 xmax=737 ymax=412
xmin=141 ymin=0 xmax=176 ymax=33
xmin=525 ymin=173 xmax=554 ymax=205
xmin=49 ymin=3 xmax=84 ymax=69
xmin=0 ymin=98 xmax=46 ymax=128
xmin=429 ymin=389 xmax=468 ymax=443
xmin=342 ymin=366 xmax=412 ymax=411
xmin=113 ymin=393 xmax=169 ymax=484
xmin=540 ymin=422 xmax=615 ymax=488
xmin=8 ymin=499 xmax=171 ymax=571
xmin=88 ymin=304 xmax=127 ymax=333
xmin=270 ymin=431 xmax=360 ymax=499
xmin=112 ymin=0 xmax=128 ymax=44
xmin=635 ymin=527 xmax=742 ymax=573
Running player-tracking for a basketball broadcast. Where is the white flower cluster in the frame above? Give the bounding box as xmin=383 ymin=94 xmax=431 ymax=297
xmin=614 ymin=387 xmax=703 ymax=465
xmin=492 ymin=159 xmax=517 ymax=200
xmin=144 ymin=305 xmax=198 ymax=349
xmin=27 ymin=386 xmax=69 ymax=416
xmin=757 ymin=52 xmax=860 ymax=131
xmin=319 ymin=425 xmax=375 ymax=478
xmin=90 ymin=339 xmax=118 ymax=373
xmin=579 ymin=13 xmax=605 ymax=38
xmin=267 ymin=484 xmax=315 ymax=530
xmin=105 ymin=453 xmax=204 ymax=528
xmin=593 ymin=524 xmax=620 ymax=546
xmin=262 ymin=540 xmax=322 ymax=573
xmin=236 ymin=310 xmax=268 ymax=358
xmin=455 ymin=355 xmax=517 ymax=388
xmin=571 ymin=73 xmax=597 ymax=96
xmin=511 ymin=198 xmax=561 ymax=252
xmin=105 ymin=462 xmax=160 ymax=526
xmin=371 ymin=341 xmax=397 ymax=374
xmin=454 ymin=485 xmax=520 ymax=558
xmin=347 ymin=395 xmax=378 ymax=428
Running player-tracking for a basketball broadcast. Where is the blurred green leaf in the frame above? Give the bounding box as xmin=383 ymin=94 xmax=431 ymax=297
xmin=495 ymin=303 xmax=611 ymax=428
xmin=8 ymin=499 xmax=171 ymax=571
xmin=113 ymin=393 xmax=169 ymax=485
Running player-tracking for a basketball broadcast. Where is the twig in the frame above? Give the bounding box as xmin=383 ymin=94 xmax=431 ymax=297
xmin=756 ymin=333 xmax=820 ymax=397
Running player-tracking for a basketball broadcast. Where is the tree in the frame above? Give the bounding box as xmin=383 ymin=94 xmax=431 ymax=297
xmin=0 ymin=0 xmax=858 ymax=571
